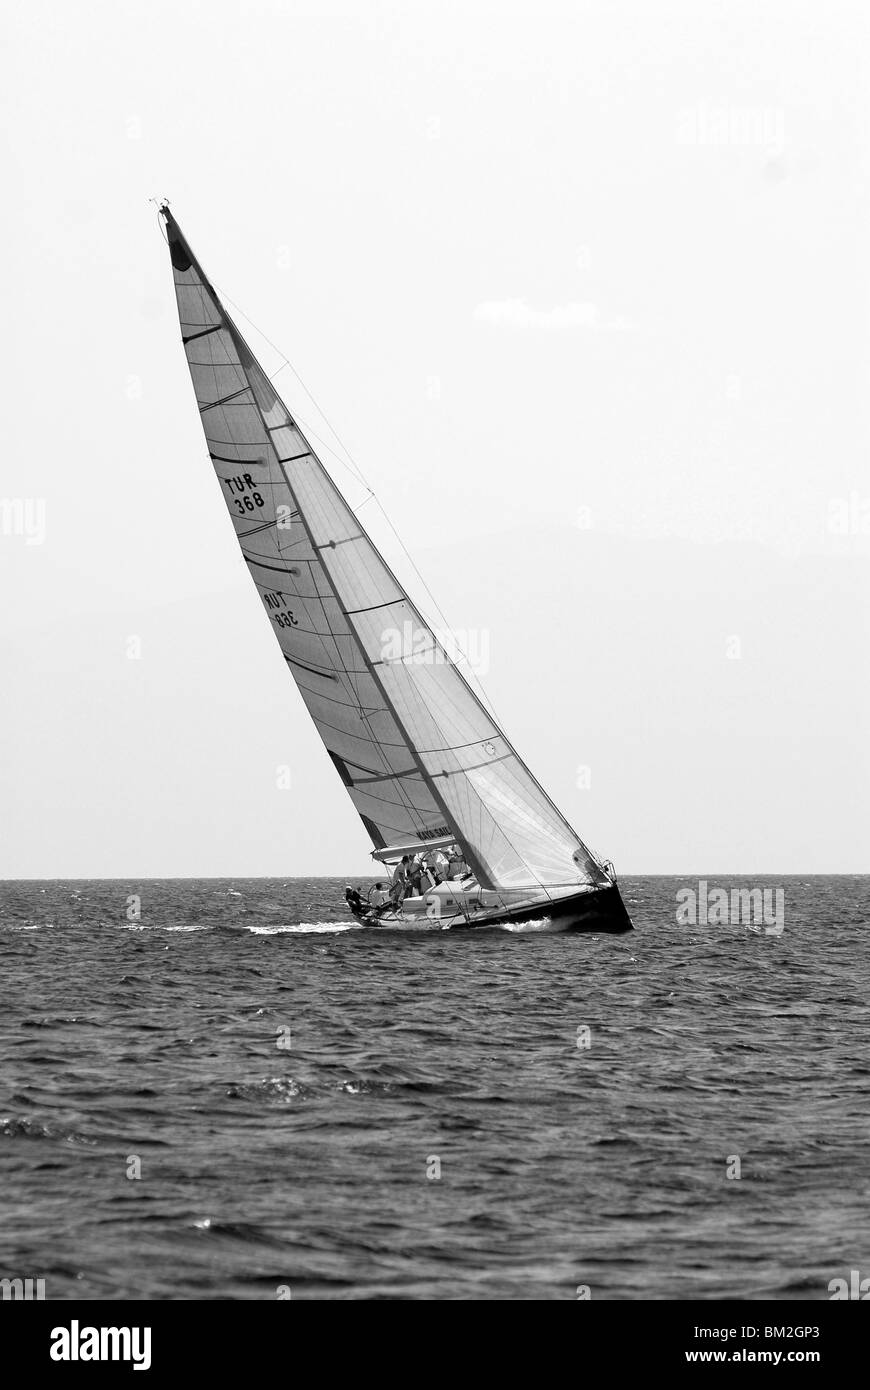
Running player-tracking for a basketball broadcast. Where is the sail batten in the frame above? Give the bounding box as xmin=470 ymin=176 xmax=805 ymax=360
xmin=162 ymin=207 xmax=608 ymax=895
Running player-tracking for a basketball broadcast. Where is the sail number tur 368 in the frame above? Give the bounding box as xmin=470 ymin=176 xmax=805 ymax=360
xmin=223 ymin=473 xmax=265 ymax=515
xmin=264 ymin=589 xmax=298 ymax=628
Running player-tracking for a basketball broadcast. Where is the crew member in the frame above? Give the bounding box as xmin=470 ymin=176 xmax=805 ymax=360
xmin=344 ymin=885 xmax=364 ymax=917
xmin=408 ymin=855 xmax=425 ymax=895
xmin=423 ymin=846 xmax=446 ymax=883
xmin=391 ymin=856 xmax=411 ymax=904
xmin=368 ymin=881 xmax=388 ymax=908
xmin=446 ymin=845 xmax=468 ymax=879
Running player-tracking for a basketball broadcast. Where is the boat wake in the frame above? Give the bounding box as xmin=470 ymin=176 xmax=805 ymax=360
xmin=245 ymin=920 xmax=363 ymax=935
xmin=242 ymin=916 xmax=575 ymax=936
xmin=115 ymin=922 xmax=216 ymax=933
xmin=500 ymin=916 xmax=568 ymax=933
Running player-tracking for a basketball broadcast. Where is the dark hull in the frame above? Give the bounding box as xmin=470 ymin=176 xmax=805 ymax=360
xmin=483 ymin=883 xmax=634 ymax=934
xmin=358 ymin=882 xmax=633 ymax=934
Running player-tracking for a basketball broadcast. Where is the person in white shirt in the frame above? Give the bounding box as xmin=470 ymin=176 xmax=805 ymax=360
xmin=368 ymin=882 xmax=388 ymax=909
xmin=391 ymin=857 xmax=411 ymax=903
xmin=446 ymin=845 xmax=469 ymax=879
xmin=408 ymin=855 xmax=426 ymax=896
xmin=423 ymin=846 xmax=446 ymax=883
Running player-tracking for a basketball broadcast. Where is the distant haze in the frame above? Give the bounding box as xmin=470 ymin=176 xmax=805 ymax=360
xmin=1 ymin=0 xmax=867 ymax=877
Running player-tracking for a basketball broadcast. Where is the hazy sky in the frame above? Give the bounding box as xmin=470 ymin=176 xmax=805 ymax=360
xmin=2 ymin=0 xmax=868 ymax=877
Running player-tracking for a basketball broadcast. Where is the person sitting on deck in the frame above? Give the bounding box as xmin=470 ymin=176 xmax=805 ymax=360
xmin=344 ymin=885 xmax=364 ymax=917
xmin=368 ymin=882 xmax=388 ymax=910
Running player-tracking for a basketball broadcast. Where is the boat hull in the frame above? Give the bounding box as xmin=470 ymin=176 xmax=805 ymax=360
xmin=360 ymin=882 xmax=633 ymax=934
xmin=485 ymin=883 xmax=633 ymax=933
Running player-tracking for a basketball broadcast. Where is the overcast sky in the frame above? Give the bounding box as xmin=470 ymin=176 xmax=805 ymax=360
xmin=2 ymin=0 xmax=868 ymax=877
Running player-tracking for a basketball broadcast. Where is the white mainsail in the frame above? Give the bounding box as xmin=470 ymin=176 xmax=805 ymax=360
xmin=163 ymin=208 xmax=608 ymax=897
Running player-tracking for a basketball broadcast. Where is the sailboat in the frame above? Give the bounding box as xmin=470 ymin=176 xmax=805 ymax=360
xmin=160 ymin=205 xmax=633 ymax=934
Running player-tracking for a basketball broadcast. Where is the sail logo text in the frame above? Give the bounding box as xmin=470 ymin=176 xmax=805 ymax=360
xmin=50 ymin=1321 xmax=151 ymax=1370
xmin=676 ymin=880 xmax=784 ymax=935
xmin=380 ymin=622 xmax=490 ymax=676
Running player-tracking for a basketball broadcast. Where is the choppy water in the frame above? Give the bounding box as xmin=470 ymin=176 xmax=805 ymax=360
xmin=1 ymin=875 xmax=867 ymax=1300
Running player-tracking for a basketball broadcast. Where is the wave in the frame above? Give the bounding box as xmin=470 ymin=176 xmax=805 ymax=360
xmin=0 ymin=1116 xmax=97 ymax=1146
xmin=225 ymin=1077 xmax=312 ymax=1103
xmin=115 ymin=922 xmax=216 ymax=933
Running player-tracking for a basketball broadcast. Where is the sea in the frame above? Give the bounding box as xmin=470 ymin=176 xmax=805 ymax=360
xmin=1 ymin=874 xmax=867 ymax=1301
